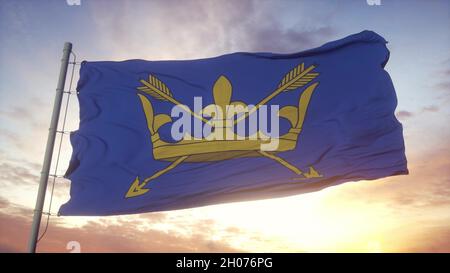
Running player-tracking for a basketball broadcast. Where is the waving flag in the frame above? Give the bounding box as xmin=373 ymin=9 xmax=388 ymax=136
xmin=59 ymin=30 xmax=408 ymax=216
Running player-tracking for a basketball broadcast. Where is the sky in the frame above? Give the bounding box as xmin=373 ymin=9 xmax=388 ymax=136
xmin=0 ymin=0 xmax=449 ymax=252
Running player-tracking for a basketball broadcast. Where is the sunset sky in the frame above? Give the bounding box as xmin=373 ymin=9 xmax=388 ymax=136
xmin=0 ymin=0 xmax=449 ymax=252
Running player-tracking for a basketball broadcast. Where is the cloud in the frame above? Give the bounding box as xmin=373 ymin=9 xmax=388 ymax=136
xmin=0 ymin=106 xmax=37 ymax=124
xmin=1 ymin=141 xmax=450 ymax=252
xmin=328 ymin=141 xmax=450 ymax=211
xmin=435 ymin=81 xmax=450 ymax=92
xmin=0 ymin=196 xmax=10 ymax=209
xmin=0 ymin=162 xmax=39 ymax=187
xmin=422 ymin=105 xmax=439 ymax=112
xmin=0 ymin=129 xmax=22 ymax=148
xmin=441 ymin=68 xmax=450 ymax=77
xmin=0 ymin=153 xmax=71 ymax=208
xmin=433 ymin=59 xmax=450 ymax=98
xmin=388 ymin=148 xmax=450 ymax=209
xmin=238 ymin=25 xmax=335 ymax=53
xmin=0 ymin=95 xmax=50 ymax=129
xmin=137 ymin=211 xmax=168 ymax=222
xmin=0 ymin=202 xmax=242 ymax=253
xmin=0 ymin=152 xmax=48 ymax=191
xmin=395 ymin=110 xmax=413 ymax=120
xmin=0 ymin=197 xmax=33 ymax=219
xmin=311 ymin=142 xmax=450 ymax=252
xmin=384 ymin=223 xmax=450 ymax=253
xmin=87 ymin=0 xmax=337 ymax=60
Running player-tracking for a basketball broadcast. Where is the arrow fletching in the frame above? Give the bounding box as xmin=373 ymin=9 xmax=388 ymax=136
xmin=138 ymin=75 xmax=173 ymax=102
xmin=278 ymin=63 xmax=319 ymax=92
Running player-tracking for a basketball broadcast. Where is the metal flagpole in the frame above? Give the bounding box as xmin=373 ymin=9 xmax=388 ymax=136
xmin=28 ymin=42 xmax=72 ymax=253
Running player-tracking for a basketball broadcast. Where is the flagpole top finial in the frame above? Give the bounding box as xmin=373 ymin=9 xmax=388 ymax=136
xmin=63 ymin=42 xmax=73 ymax=52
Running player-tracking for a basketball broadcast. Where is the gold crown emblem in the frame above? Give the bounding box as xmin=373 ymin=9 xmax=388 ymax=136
xmin=126 ymin=63 xmax=322 ymax=198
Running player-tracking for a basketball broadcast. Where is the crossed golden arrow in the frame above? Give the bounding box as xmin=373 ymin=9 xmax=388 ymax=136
xmin=138 ymin=63 xmax=317 ymax=125
xmin=127 ymin=63 xmax=320 ymax=198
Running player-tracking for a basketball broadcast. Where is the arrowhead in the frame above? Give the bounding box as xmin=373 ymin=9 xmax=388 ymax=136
xmin=303 ymin=166 xmax=323 ymax=178
xmin=125 ymin=176 xmax=150 ymax=198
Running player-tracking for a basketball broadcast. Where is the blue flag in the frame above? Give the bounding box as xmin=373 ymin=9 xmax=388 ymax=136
xmin=59 ymin=30 xmax=408 ymax=216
